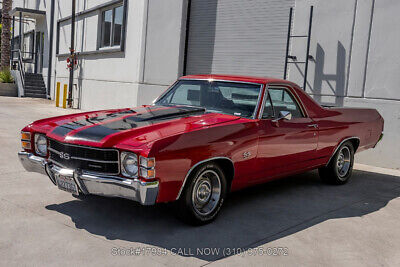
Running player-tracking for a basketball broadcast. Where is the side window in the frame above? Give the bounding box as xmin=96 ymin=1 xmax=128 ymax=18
xmin=262 ymin=94 xmax=273 ymax=119
xmin=268 ymin=88 xmax=303 ymax=118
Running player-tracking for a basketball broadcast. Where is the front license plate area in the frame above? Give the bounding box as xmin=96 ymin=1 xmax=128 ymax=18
xmin=55 ymin=174 xmax=79 ymax=195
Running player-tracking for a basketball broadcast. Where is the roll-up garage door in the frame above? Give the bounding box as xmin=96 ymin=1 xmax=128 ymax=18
xmin=185 ymin=0 xmax=295 ymax=77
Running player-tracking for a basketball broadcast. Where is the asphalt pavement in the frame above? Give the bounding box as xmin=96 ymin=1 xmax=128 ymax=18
xmin=0 ymin=96 xmax=399 ymax=266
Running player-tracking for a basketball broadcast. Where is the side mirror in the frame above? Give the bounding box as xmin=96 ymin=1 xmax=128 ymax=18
xmin=272 ymin=111 xmax=292 ymax=122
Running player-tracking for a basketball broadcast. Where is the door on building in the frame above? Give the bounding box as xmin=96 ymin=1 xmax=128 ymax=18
xmin=185 ymin=0 xmax=295 ymax=77
xmin=35 ymin=32 xmax=44 ymax=74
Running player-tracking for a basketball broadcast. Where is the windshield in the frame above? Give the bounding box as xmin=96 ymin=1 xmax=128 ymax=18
xmin=155 ymin=80 xmax=262 ymax=118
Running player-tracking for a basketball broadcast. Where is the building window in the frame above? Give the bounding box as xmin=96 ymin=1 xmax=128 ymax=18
xmin=100 ymin=5 xmax=124 ymax=48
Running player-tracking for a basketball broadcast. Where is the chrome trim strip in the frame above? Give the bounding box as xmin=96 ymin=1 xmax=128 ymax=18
xmin=69 ymin=155 xmax=119 ymax=164
xmin=48 ymin=158 xmax=120 ymax=177
xmin=258 ymin=84 xmax=270 ymax=119
xmin=326 ymin=136 xmax=360 ymax=166
xmin=179 ymin=78 xmax=264 ymax=86
xmin=253 ymin=84 xmax=266 ymax=119
xmin=49 ymin=159 xmax=105 ymax=178
xmin=48 ymin=147 xmax=61 ymax=154
xmin=49 ymin=138 xmax=119 ymax=152
xmin=175 ymin=156 xmax=234 ymax=200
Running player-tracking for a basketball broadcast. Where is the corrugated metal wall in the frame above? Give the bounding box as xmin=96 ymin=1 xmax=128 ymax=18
xmin=185 ymin=0 xmax=295 ymax=77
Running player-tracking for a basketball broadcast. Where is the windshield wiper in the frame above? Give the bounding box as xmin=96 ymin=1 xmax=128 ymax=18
xmin=157 ymin=103 xmax=206 ymax=111
xmin=205 ymin=109 xmax=234 ymax=116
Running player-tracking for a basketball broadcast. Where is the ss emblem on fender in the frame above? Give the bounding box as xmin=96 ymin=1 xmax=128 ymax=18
xmin=59 ymin=152 xmax=70 ymax=160
xmin=243 ymin=151 xmax=251 ymax=159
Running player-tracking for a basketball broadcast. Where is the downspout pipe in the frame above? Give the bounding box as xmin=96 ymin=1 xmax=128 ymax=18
xmin=47 ymin=0 xmax=55 ymax=98
xmin=68 ymin=0 xmax=76 ymax=107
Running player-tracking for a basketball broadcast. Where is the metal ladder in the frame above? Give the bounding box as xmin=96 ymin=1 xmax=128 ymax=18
xmin=283 ymin=6 xmax=314 ymax=90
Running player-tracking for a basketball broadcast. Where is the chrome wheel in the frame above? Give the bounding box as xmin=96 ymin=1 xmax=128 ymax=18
xmin=337 ymin=146 xmax=351 ymax=179
xmin=192 ymin=170 xmax=221 ymax=216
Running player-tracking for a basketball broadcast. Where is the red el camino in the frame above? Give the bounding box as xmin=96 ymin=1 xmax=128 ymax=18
xmin=19 ymin=75 xmax=384 ymax=225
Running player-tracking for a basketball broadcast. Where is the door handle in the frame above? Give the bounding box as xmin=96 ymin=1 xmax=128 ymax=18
xmin=307 ymin=124 xmax=318 ymax=128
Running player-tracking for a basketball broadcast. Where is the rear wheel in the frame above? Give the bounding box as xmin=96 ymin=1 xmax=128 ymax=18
xmin=175 ymin=162 xmax=227 ymax=225
xmin=319 ymin=141 xmax=354 ymax=185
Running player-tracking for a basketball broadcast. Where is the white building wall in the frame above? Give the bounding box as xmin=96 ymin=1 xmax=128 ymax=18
xmin=12 ymin=0 xmax=186 ymax=109
xmin=143 ymin=0 xmax=186 ymax=85
xmin=289 ymin=0 xmax=400 ymax=169
xmin=138 ymin=0 xmax=187 ymax=105
xmin=363 ymin=0 xmax=400 ymax=100
xmin=52 ymin=0 xmax=185 ymax=110
xmin=54 ymin=0 xmax=143 ymax=110
xmin=346 ymin=0 xmax=373 ymax=98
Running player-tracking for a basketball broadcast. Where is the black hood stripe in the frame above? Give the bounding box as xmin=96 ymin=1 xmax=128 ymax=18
xmin=55 ymin=106 xmax=205 ymax=142
xmin=68 ymin=125 xmax=119 ymax=142
xmin=51 ymin=121 xmax=84 ymax=137
xmin=51 ymin=108 xmax=143 ymax=138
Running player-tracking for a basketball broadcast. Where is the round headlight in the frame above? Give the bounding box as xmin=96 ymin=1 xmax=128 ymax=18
xmin=121 ymin=152 xmax=138 ymax=177
xmin=34 ymin=134 xmax=47 ymax=156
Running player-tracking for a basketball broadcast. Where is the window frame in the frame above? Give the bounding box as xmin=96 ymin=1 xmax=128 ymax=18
xmin=260 ymin=85 xmax=307 ymax=119
xmin=56 ymin=0 xmax=127 ymax=57
xmin=99 ymin=4 xmax=124 ymax=49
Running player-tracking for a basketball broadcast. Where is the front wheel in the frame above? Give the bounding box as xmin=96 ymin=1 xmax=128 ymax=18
xmin=319 ymin=141 xmax=355 ymax=185
xmin=175 ymin=162 xmax=227 ymax=225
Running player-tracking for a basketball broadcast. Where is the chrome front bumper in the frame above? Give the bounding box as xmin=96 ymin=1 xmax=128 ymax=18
xmin=18 ymin=152 xmax=159 ymax=205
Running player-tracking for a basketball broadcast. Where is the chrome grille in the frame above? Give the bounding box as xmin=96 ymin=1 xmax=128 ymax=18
xmin=48 ymin=139 xmax=119 ymax=175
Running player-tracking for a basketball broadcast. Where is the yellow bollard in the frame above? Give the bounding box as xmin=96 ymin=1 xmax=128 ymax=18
xmin=62 ymin=84 xmax=68 ymax=109
xmin=55 ymin=82 xmax=60 ymax=107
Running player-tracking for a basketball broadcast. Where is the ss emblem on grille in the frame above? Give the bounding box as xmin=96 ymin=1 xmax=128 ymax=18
xmin=59 ymin=152 xmax=70 ymax=160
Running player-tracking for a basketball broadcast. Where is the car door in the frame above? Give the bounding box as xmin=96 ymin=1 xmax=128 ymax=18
xmin=254 ymin=85 xmax=318 ymax=182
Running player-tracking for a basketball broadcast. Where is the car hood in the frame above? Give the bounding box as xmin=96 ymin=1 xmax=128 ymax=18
xmin=33 ymin=105 xmax=242 ymax=148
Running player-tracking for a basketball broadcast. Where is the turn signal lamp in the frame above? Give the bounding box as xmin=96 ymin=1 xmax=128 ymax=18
xmin=139 ymin=156 xmax=156 ymax=179
xmin=21 ymin=132 xmax=31 ymax=150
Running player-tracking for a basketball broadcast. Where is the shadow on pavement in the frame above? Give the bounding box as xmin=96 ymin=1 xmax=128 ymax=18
xmin=46 ymin=169 xmax=400 ymax=261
